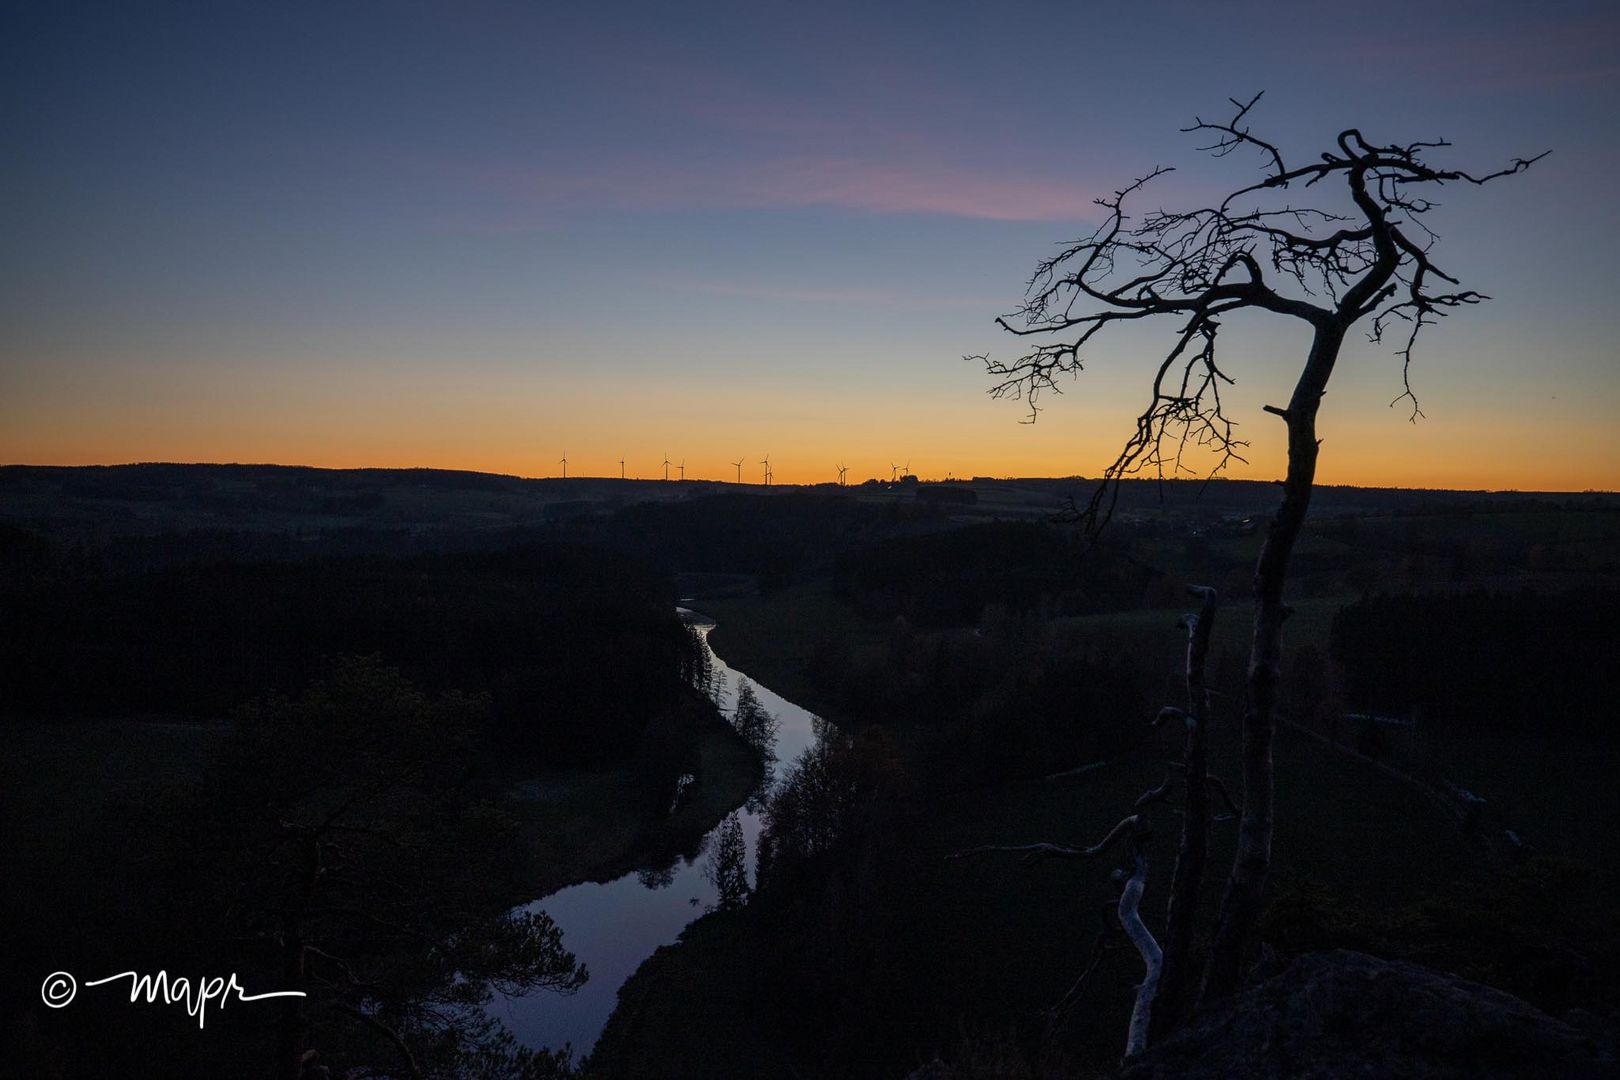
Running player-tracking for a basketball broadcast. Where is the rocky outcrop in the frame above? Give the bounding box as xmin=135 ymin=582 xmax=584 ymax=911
xmin=1115 ymin=950 xmax=1614 ymax=1079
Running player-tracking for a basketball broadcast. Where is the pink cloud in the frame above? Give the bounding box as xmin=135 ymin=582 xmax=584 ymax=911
xmin=380 ymin=34 xmax=1106 ymax=228
xmin=675 ymin=279 xmax=993 ymax=309
xmin=448 ymin=154 xmax=1099 ymax=223
xmin=735 ymin=156 xmax=1096 ymax=221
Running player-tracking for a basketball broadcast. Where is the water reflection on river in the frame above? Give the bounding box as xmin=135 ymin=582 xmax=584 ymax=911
xmin=490 ymin=608 xmax=821 ymax=1059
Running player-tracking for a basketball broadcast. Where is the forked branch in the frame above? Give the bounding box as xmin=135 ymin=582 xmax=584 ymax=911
xmin=973 ymin=92 xmax=1545 ymax=533
xmin=947 ymin=813 xmax=1141 ymax=866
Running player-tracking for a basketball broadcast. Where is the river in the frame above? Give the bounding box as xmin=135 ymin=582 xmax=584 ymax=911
xmin=489 ymin=608 xmax=822 ymax=1060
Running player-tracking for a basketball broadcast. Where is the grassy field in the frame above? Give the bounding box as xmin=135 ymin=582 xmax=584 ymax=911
xmin=688 ymin=579 xmax=1612 ymax=870
xmin=696 ymin=581 xmax=888 ymax=717
xmin=1052 ymin=593 xmax=1346 ymax=700
xmin=590 ymin=582 xmax=1617 ymax=1077
xmin=509 ymin=719 xmax=764 ymax=898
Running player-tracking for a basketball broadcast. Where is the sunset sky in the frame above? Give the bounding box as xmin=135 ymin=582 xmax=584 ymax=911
xmin=3 ymin=1 xmax=1617 ymax=489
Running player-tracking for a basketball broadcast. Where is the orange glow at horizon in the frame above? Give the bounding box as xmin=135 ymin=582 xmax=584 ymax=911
xmin=4 ymin=346 xmax=1616 ymax=494
xmin=5 ymin=432 xmax=1615 ymax=494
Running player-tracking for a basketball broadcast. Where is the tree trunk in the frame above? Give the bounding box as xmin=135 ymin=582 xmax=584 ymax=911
xmin=1200 ymin=321 xmax=1344 ymax=1003
xmin=1151 ymin=586 xmax=1216 ymax=1037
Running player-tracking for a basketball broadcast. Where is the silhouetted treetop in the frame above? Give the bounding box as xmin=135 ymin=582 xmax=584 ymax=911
xmin=978 ymin=91 xmax=1546 ymax=529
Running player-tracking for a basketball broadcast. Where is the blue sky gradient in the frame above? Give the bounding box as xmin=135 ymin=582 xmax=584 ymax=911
xmin=4 ymin=0 xmax=1616 ymax=487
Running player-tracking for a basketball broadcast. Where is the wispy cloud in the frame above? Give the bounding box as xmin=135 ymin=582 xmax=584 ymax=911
xmin=733 ymin=156 xmax=1097 ymax=221
xmin=674 ymin=279 xmax=994 ymax=309
xmin=403 ymin=35 xmax=1104 ymax=227
xmin=438 ymin=154 xmax=1099 ymax=226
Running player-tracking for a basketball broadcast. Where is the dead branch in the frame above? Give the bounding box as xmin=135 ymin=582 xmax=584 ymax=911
xmin=1044 ymin=898 xmax=1126 ymax=1030
xmin=1135 ymin=767 xmax=1176 ymax=809
xmin=947 ymin=813 xmax=1141 ymax=866
xmin=1118 ymin=846 xmax=1162 ymax=1060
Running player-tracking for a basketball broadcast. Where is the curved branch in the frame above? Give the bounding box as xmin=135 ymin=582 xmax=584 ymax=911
xmin=1045 ymin=898 xmax=1126 ymax=1029
xmin=1183 ymin=92 xmax=1287 ymax=177
xmin=1135 ymin=767 xmax=1177 ymax=809
xmin=947 ymin=814 xmax=1141 ymax=866
xmin=1118 ymin=851 xmax=1163 ymax=1060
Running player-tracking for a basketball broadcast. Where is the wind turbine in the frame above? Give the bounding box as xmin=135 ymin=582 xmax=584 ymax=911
xmin=559 ymin=450 xmax=567 ymax=479
xmin=619 ymin=457 xmax=625 ymax=480
xmin=678 ymin=459 xmax=686 ymax=482
xmin=837 ymin=463 xmax=847 ymax=486
xmin=760 ymin=455 xmax=771 ymax=486
xmin=890 ymin=463 xmax=899 ymax=482
xmin=731 ymin=458 xmax=744 ymax=483
xmin=903 ymin=459 xmax=911 ymax=479
xmin=662 ymin=454 xmax=672 ymax=482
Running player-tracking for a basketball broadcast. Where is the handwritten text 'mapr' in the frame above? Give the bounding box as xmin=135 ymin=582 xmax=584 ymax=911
xmin=83 ymin=970 xmax=305 ymax=1028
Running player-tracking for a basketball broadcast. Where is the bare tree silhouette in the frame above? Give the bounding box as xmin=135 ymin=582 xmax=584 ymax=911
xmin=964 ymin=93 xmax=1544 ymax=1050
